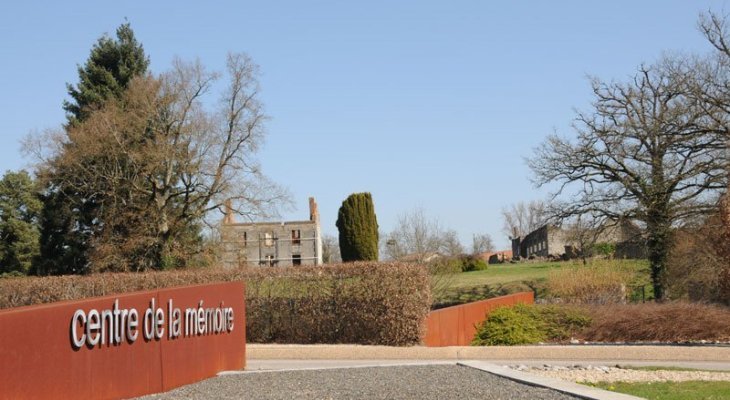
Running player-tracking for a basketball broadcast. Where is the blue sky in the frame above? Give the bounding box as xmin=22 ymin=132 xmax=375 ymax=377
xmin=0 ymin=1 xmax=726 ymax=248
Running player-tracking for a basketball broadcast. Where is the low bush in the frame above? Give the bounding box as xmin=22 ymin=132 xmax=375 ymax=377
xmin=471 ymin=304 xmax=591 ymax=346
xmin=457 ymin=255 xmax=489 ymax=272
xmin=544 ymin=260 xmax=637 ymax=304
xmin=666 ymin=212 xmax=730 ymax=304
xmin=0 ymin=262 xmax=431 ymax=346
xmin=472 ymin=302 xmax=730 ymax=345
xmin=592 ymin=242 xmax=616 ymax=258
xmin=581 ymin=302 xmax=730 ymax=342
xmin=433 ymin=254 xmax=488 ymax=273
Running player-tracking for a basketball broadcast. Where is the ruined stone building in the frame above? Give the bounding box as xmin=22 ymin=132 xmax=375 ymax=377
xmin=514 ymin=225 xmax=569 ymax=259
xmin=220 ymin=198 xmax=323 ymax=268
xmin=511 ymin=219 xmax=646 ymax=260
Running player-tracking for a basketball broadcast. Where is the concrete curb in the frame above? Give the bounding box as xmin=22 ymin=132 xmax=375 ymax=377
xmin=247 ymin=344 xmax=730 ymax=361
xmin=220 ymin=361 xmax=455 ymax=375
xmin=458 ymin=361 xmax=644 ymax=400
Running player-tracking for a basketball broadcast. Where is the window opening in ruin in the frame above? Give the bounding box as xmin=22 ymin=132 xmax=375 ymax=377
xmin=264 ymin=232 xmax=274 ymax=247
xmin=292 ymin=229 xmax=301 ymax=245
xmin=292 ymin=254 xmax=301 ymax=266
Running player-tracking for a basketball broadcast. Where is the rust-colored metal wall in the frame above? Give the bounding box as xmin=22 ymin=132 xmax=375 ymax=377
xmin=423 ymin=292 xmax=534 ymax=347
xmin=0 ymin=282 xmax=246 ymax=400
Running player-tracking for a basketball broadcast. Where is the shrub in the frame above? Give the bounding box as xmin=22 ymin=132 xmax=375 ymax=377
xmin=592 ymin=242 xmax=616 ymax=258
xmin=472 ymin=304 xmax=544 ymax=345
xmin=545 ymin=260 xmax=636 ymax=304
xmin=580 ymin=302 xmax=730 ymax=342
xmin=666 ymin=212 xmax=729 ymax=304
xmin=457 ymin=255 xmax=488 ymax=272
xmin=0 ymin=262 xmax=431 ymax=346
xmin=471 ymin=304 xmax=591 ymax=346
xmin=472 ymin=302 xmax=730 ymax=345
xmin=433 ymin=254 xmax=488 ymax=273
xmin=427 ymin=258 xmax=461 ymax=305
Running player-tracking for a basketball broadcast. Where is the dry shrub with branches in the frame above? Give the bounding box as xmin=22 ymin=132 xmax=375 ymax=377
xmin=0 ymin=262 xmax=431 ymax=346
xmin=580 ymin=302 xmax=730 ymax=342
xmin=545 ymin=260 xmax=636 ymax=304
xmin=667 ymin=199 xmax=730 ymax=304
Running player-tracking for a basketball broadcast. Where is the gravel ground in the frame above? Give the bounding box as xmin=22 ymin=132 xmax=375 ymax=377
xmin=141 ymin=365 xmax=579 ymax=400
xmin=511 ymin=364 xmax=730 ymax=383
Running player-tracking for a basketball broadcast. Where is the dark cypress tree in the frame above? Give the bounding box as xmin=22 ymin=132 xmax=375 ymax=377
xmin=36 ymin=23 xmax=149 ymax=275
xmin=336 ymin=193 xmax=379 ymax=262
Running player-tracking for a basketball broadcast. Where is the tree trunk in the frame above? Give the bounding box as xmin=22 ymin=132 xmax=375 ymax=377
xmin=646 ymin=212 xmax=672 ymax=301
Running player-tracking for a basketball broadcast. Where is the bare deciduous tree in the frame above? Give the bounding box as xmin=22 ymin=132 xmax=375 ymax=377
xmin=385 ymin=208 xmax=465 ymax=262
xmin=440 ymin=230 xmax=464 ymax=257
xmin=321 ymin=233 xmax=342 ymax=264
xmin=501 ymin=200 xmax=547 ymax=239
xmin=529 ymin=59 xmax=728 ymax=300
xmin=471 ymin=233 xmax=494 ymax=255
xmin=28 ymin=53 xmax=288 ymax=271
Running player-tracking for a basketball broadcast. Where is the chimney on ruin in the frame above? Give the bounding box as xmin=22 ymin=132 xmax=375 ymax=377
xmin=223 ymin=199 xmax=235 ymax=224
xmin=309 ymin=197 xmax=319 ymax=223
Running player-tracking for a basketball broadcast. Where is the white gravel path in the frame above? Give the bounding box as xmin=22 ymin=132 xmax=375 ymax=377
xmin=140 ymin=365 xmax=580 ymax=399
xmin=510 ymin=364 xmax=730 ymax=383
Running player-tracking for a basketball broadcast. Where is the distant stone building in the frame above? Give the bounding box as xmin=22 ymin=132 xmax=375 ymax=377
xmin=220 ymin=198 xmax=323 ymax=268
xmin=512 ymin=219 xmax=646 ymax=260
xmin=518 ymin=225 xmax=569 ymax=259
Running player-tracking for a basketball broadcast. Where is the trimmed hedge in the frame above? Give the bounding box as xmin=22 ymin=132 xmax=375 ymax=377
xmin=0 ymin=262 xmax=431 ymax=346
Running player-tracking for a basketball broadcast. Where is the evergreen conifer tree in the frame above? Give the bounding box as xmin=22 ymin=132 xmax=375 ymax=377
xmin=0 ymin=171 xmax=42 ymax=274
xmin=63 ymin=23 xmax=150 ymax=126
xmin=336 ymin=193 xmax=379 ymax=261
xmin=36 ymin=23 xmax=149 ymax=274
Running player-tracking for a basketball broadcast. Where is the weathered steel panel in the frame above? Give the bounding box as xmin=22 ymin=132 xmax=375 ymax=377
xmin=0 ymin=282 xmax=245 ymax=400
xmin=423 ymin=292 xmax=534 ymax=347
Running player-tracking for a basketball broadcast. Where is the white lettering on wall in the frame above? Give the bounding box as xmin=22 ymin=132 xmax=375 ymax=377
xmin=70 ymin=297 xmax=235 ymax=349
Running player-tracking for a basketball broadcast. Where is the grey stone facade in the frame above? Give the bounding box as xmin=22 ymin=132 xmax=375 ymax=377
xmin=518 ymin=225 xmax=569 ymax=259
xmin=220 ymin=198 xmax=323 ymax=268
xmin=514 ymin=219 xmax=646 ymax=260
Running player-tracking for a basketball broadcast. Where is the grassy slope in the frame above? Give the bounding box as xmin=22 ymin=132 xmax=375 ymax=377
xmin=433 ymin=259 xmax=649 ymax=306
xmin=449 ymin=261 xmax=564 ymax=288
xmin=593 ymin=381 xmax=730 ymax=400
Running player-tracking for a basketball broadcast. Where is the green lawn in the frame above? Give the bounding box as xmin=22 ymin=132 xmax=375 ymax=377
xmin=448 ymin=261 xmax=565 ymax=288
xmin=432 ymin=259 xmax=649 ymax=307
xmin=592 ymin=381 xmax=730 ymax=400
xmin=622 ymin=366 xmax=730 ymax=373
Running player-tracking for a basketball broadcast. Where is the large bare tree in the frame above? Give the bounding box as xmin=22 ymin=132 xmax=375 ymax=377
xmin=697 ymin=11 xmax=730 ymax=302
xmin=501 ymin=200 xmax=547 ymax=239
xmin=29 ymin=53 xmax=288 ymax=271
xmin=321 ymin=234 xmax=342 ymax=264
xmin=385 ymin=208 xmax=464 ymax=262
xmin=529 ymin=59 xmax=728 ymax=300
xmin=471 ymin=233 xmax=494 ymax=255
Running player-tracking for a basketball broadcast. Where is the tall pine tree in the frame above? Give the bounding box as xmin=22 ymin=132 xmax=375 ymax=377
xmin=63 ymin=23 xmax=150 ymax=126
xmin=36 ymin=23 xmax=149 ymax=274
xmin=0 ymin=171 xmax=42 ymax=274
xmin=336 ymin=193 xmax=379 ymax=261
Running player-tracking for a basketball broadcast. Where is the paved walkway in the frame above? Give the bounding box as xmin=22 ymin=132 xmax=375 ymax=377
xmin=247 ymin=343 xmax=730 ymax=363
xmin=248 ymin=358 xmax=730 ymax=372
